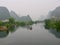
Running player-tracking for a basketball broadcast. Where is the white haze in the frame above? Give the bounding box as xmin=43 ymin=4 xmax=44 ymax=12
xmin=0 ymin=0 xmax=60 ymax=21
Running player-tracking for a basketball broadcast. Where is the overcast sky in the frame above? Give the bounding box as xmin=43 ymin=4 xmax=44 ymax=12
xmin=0 ymin=0 xmax=60 ymax=21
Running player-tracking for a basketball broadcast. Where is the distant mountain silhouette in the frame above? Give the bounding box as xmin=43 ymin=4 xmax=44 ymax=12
xmin=10 ymin=11 xmax=32 ymax=22
xmin=50 ymin=6 xmax=60 ymax=19
xmin=10 ymin=11 xmax=20 ymax=21
xmin=19 ymin=15 xmax=32 ymax=22
xmin=0 ymin=6 xmax=32 ymax=22
xmin=0 ymin=7 xmax=11 ymax=20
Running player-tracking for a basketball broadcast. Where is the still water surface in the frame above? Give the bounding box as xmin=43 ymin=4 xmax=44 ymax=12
xmin=0 ymin=23 xmax=60 ymax=45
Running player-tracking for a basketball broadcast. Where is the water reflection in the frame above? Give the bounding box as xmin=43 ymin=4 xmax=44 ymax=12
xmin=0 ymin=25 xmax=33 ymax=38
xmin=0 ymin=24 xmax=60 ymax=39
xmin=25 ymin=25 xmax=33 ymax=30
xmin=0 ymin=27 xmax=17 ymax=38
xmin=0 ymin=23 xmax=60 ymax=45
xmin=0 ymin=30 xmax=9 ymax=38
xmin=44 ymin=26 xmax=60 ymax=38
xmin=49 ymin=29 xmax=60 ymax=38
xmin=9 ymin=27 xmax=17 ymax=33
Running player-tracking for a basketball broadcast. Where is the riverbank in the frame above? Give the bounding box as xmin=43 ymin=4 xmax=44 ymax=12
xmin=45 ymin=19 xmax=60 ymax=32
xmin=0 ymin=18 xmax=34 ymax=32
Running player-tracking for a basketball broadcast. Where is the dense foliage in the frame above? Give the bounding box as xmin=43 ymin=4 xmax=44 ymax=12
xmin=0 ymin=18 xmax=33 ymax=32
xmin=45 ymin=19 xmax=60 ymax=32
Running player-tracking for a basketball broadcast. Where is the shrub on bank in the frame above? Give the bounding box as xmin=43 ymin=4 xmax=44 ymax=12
xmin=45 ymin=19 xmax=60 ymax=32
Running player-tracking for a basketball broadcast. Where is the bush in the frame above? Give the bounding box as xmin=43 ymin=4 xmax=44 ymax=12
xmin=0 ymin=21 xmax=3 ymax=26
xmin=45 ymin=19 xmax=51 ymax=29
xmin=55 ymin=21 xmax=60 ymax=32
xmin=26 ymin=21 xmax=33 ymax=25
xmin=45 ymin=19 xmax=60 ymax=32
xmin=9 ymin=18 xmax=15 ymax=24
xmin=19 ymin=22 xmax=26 ymax=26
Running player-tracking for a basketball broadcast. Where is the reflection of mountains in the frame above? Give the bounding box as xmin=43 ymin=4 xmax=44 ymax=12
xmin=49 ymin=29 xmax=60 ymax=38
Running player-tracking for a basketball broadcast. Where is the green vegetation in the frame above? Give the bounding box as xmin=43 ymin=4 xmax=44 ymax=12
xmin=15 ymin=21 xmax=33 ymax=26
xmin=9 ymin=18 xmax=15 ymax=24
xmin=26 ymin=21 xmax=33 ymax=25
xmin=19 ymin=22 xmax=26 ymax=26
xmin=0 ymin=21 xmax=3 ymax=26
xmin=45 ymin=19 xmax=60 ymax=32
xmin=0 ymin=18 xmax=33 ymax=32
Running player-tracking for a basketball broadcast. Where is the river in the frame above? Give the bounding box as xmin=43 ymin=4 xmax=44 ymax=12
xmin=0 ymin=23 xmax=60 ymax=45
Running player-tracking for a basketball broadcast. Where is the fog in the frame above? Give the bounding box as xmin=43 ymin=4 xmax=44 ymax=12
xmin=0 ymin=0 xmax=60 ymax=21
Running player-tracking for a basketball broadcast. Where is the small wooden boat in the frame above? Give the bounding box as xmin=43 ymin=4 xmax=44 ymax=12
xmin=30 ymin=27 xmax=32 ymax=30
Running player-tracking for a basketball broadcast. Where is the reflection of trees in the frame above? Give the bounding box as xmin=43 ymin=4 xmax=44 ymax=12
xmin=0 ymin=25 xmax=33 ymax=38
xmin=0 ymin=26 xmax=17 ymax=38
xmin=49 ymin=29 xmax=60 ymax=38
xmin=0 ymin=30 xmax=9 ymax=38
xmin=9 ymin=26 xmax=17 ymax=33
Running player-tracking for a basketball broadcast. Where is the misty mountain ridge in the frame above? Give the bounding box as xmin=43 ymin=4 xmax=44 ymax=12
xmin=51 ymin=6 xmax=60 ymax=17
xmin=10 ymin=11 xmax=32 ymax=22
xmin=48 ymin=6 xmax=60 ymax=20
xmin=19 ymin=15 xmax=32 ymax=22
xmin=0 ymin=7 xmax=11 ymax=20
xmin=0 ymin=6 xmax=32 ymax=22
xmin=10 ymin=11 xmax=20 ymax=21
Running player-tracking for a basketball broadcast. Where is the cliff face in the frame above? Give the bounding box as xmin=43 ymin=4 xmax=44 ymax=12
xmin=10 ymin=11 xmax=20 ymax=21
xmin=0 ymin=7 xmax=11 ymax=20
xmin=19 ymin=15 xmax=32 ymax=22
xmin=50 ymin=6 xmax=60 ymax=20
xmin=10 ymin=11 xmax=32 ymax=22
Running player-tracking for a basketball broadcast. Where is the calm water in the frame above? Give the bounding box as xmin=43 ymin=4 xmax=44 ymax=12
xmin=0 ymin=23 xmax=60 ymax=45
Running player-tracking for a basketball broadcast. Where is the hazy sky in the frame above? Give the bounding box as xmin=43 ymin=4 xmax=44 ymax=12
xmin=0 ymin=0 xmax=60 ymax=21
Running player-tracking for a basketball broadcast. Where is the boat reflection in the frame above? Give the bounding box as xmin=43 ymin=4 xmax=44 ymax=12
xmin=25 ymin=25 xmax=33 ymax=30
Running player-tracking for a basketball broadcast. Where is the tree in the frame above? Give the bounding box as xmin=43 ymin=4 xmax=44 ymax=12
xmin=19 ymin=22 xmax=26 ymax=26
xmin=0 ymin=21 xmax=3 ymax=26
xmin=9 ymin=18 xmax=15 ymax=24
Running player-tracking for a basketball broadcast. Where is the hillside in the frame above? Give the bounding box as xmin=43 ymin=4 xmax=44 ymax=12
xmin=50 ymin=6 xmax=60 ymax=19
xmin=19 ymin=15 xmax=32 ymax=22
xmin=0 ymin=7 xmax=11 ymax=20
xmin=10 ymin=11 xmax=32 ymax=22
xmin=10 ymin=11 xmax=20 ymax=21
